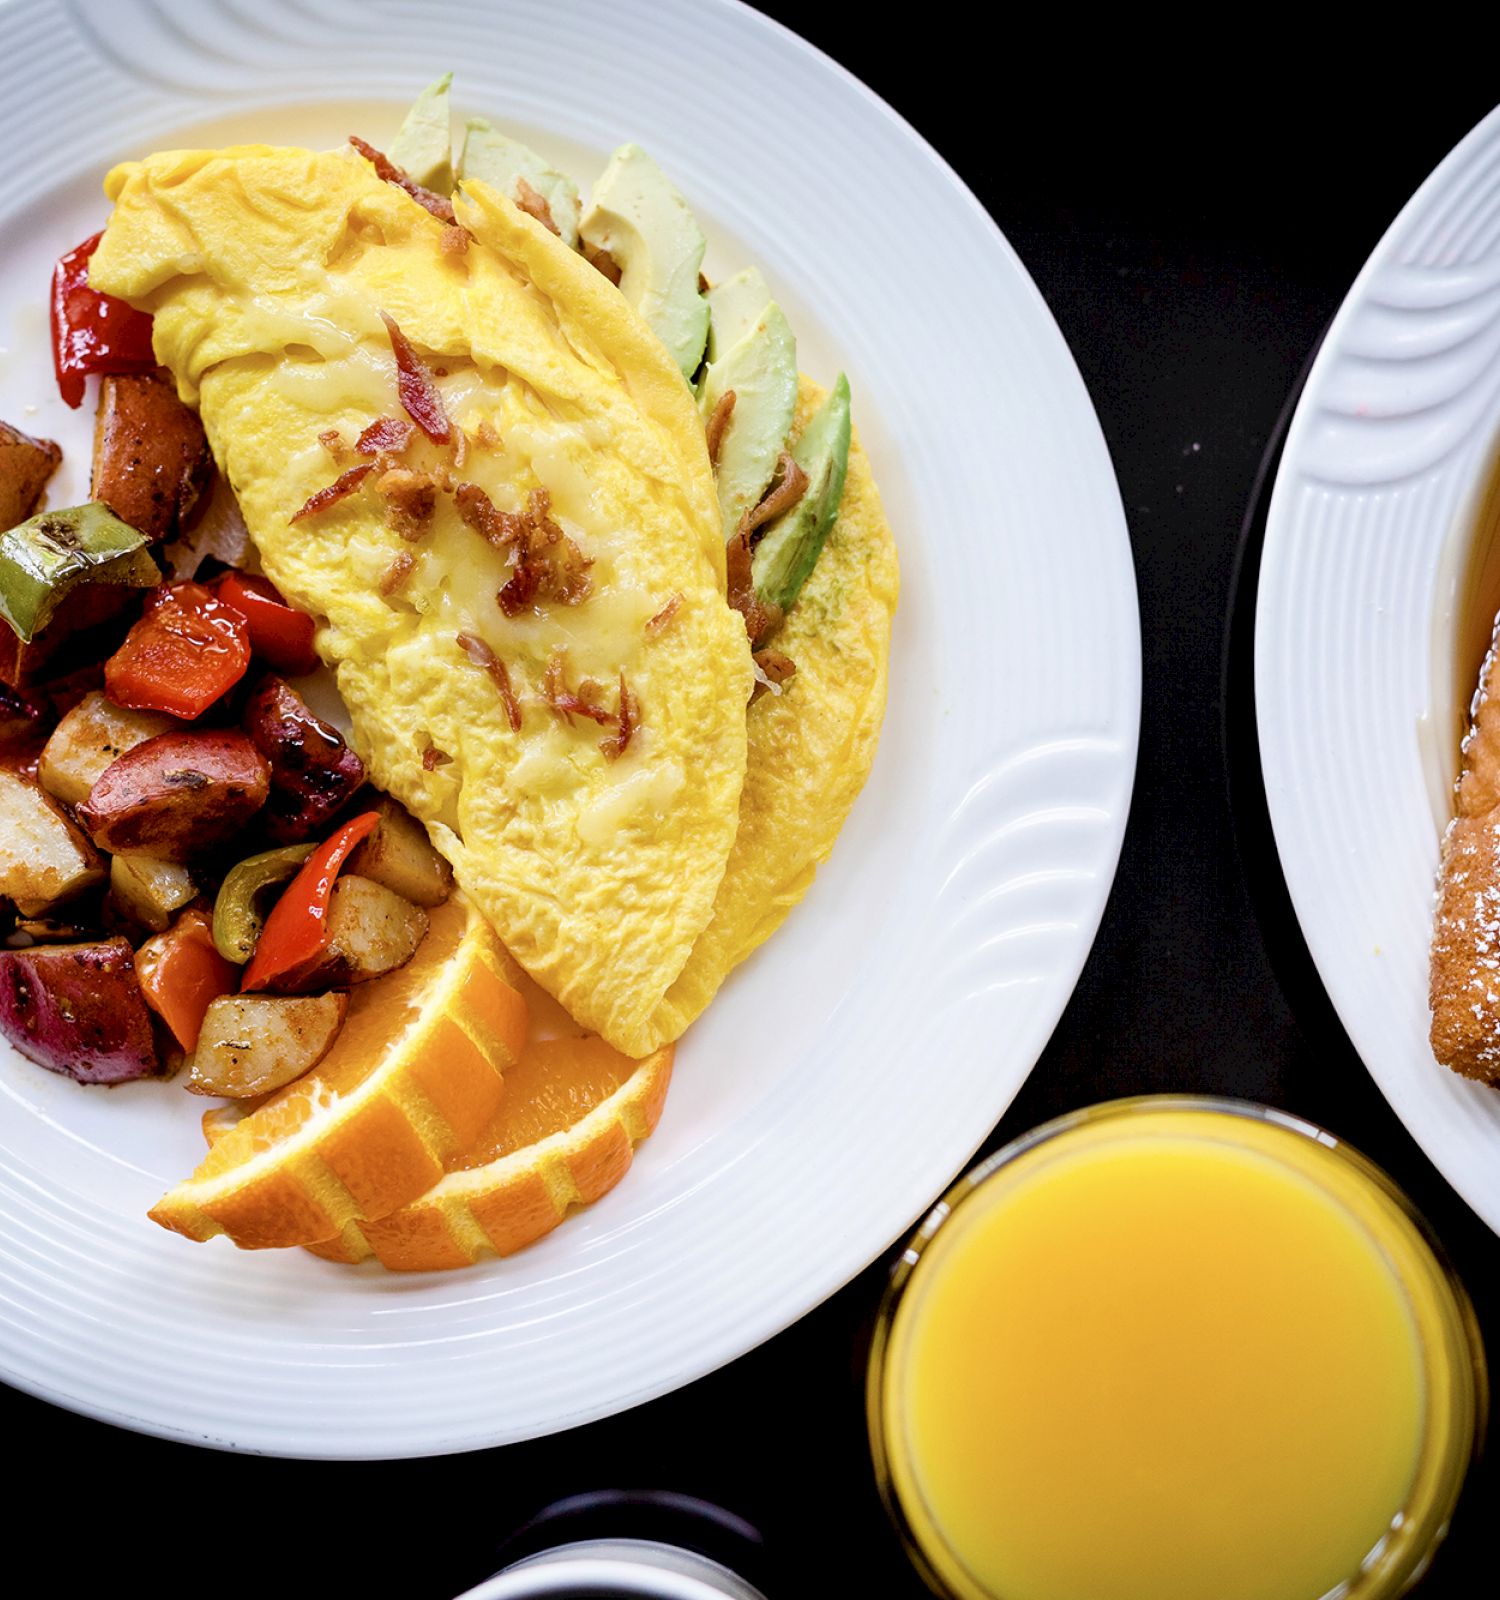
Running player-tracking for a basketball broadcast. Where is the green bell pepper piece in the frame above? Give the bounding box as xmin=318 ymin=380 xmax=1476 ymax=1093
xmin=0 ymin=502 xmax=160 ymax=643
xmin=212 ymin=844 xmax=316 ymax=964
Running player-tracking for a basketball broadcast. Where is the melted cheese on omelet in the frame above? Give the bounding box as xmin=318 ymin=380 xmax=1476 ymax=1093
xmin=653 ymin=378 xmax=898 ymax=1039
xmin=91 ymin=145 xmax=752 ymax=1057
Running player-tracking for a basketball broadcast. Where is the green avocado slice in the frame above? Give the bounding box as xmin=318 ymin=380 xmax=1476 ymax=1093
xmin=459 ymin=117 xmax=581 ymax=248
xmin=751 ymin=374 xmax=852 ymax=617
xmin=388 ymin=74 xmax=454 ymax=194
xmin=0 ymin=503 xmax=159 ymax=643
xmin=580 ymin=144 xmax=708 ymax=381
xmin=699 ymin=269 xmax=799 ymax=541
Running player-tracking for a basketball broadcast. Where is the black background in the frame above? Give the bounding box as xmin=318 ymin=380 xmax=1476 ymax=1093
xmin=4 ymin=16 xmax=1497 ymax=1599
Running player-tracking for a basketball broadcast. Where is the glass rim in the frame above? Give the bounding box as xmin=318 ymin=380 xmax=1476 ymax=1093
xmin=866 ymin=1094 xmax=1489 ymax=1600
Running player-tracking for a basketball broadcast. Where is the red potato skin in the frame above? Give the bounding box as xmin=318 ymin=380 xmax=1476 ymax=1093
xmin=241 ymin=675 xmax=364 ymax=843
xmin=0 ymin=582 xmax=143 ymax=692
xmin=91 ymin=369 xmax=213 ymax=543
xmin=0 ymin=937 xmax=158 ymax=1083
xmin=77 ymin=729 xmax=270 ymax=858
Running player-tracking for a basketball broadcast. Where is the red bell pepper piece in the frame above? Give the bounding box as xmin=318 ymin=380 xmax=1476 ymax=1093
xmin=104 ymin=582 xmax=252 ymax=719
xmin=213 ymin=573 xmax=319 ymax=676
xmin=240 ymin=811 xmax=380 ymax=992
xmin=135 ymin=908 xmax=238 ymax=1052
xmin=50 ymin=232 xmax=158 ymax=409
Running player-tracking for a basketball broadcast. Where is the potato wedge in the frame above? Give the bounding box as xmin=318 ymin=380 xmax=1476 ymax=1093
xmin=265 ymin=874 xmax=428 ymax=993
xmin=0 ymin=581 xmax=143 ymax=691
xmin=39 ymin=689 xmax=181 ymax=807
xmin=109 ymin=853 xmax=196 ymax=933
xmin=78 ymin=729 xmax=269 ymax=859
xmin=91 ymin=370 xmax=212 ymax=543
xmin=0 ymin=767 xmax=105 ymax=916
xmin=241 ymin=675 xmax=364 ymax=843
xmin=0 ymin=937 xmax=158 ymax=1083
xmin=345 ymin=795 xmax=453 ymax=907
xmin=0 ymin=420 xmax=62 ymax=530
xmin=186 ymin=991 xmax=347 ymax=1097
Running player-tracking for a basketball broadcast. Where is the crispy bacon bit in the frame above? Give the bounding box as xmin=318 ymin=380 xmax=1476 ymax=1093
xmin=525 ymin=488 xmax=593 ymax=606
xmin=355 ymin=415 xmax=416 ymax=456
xmin=454 ymin=481 xmax=525 ymax=551
xmin=422 ymin=743 xmax=452 ymax=771
xmin=752 ymin=648 xmax=796 ymax=694
xmin=377 ymin=468 xmax=439 ymax=541
xmin=599 ymin=673 xmax=637 ymax=762
xmin=379 ymin=550 xmax=417 ymax=596
xmin=475 ymin=419 xmax=501 ymax=450
xmin=498 ymin=556 xmax=541 ymax=617
xmin=457 ymin=483 xmax=593 ymax=616
xmin=440 ymin=224 xmax=470 ymax=256
xmin=290 ymin=462 xmax=375 ymax=524
xmin=379 ymin=310 xmax=452 ymax=445
xmin=725 ymin=525 xmax=782 ymax=645
xmin=584 ymin=243 xmax=623 ymax=287
xmin=541 ymin=650 xmax=615 ymax=727
xmin=456 ymin=631 xmax=523 ymax=732
xmin=318 ymin=428 xmax=349 ymax=462
xmin=349 ymin=135 xmax=456 ymax=223
xmin=705 ymin=390 xmax=736 ymax=468
xmin=646 ymin=593 xmax=684 ymax=635
xmin=514 ymin=177 xmax=560 ymax=237
xmin=740 ymin=450 xmax=810 ymax=540
xmin=451 ymin=427 xmax=468 ymax=471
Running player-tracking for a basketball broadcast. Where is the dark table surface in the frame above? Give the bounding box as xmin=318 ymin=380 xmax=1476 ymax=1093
xmin=5 ymin=19 xmax=1498 ymax=1599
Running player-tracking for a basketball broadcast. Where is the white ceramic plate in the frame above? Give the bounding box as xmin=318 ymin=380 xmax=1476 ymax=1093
xmin=0 ymin=0 xmax=1139 ymax=1456
xmin=1259 ymin=103 xmax=1500 ymax=1236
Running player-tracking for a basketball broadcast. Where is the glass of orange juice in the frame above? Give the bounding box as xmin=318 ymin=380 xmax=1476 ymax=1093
xmin=868 ymin=1097 xmax=1486 ymax=1600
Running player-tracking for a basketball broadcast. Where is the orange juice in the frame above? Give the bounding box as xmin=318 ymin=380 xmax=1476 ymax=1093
xmin=870 ymin=1100 xmax=1484 ymax=1600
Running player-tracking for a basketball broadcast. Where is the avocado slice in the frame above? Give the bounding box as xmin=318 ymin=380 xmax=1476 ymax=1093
xmin=704 ymin=266 xmax=777 ymax=363
xmin=751 ymin=374 xmax=852 ymax=616
xmin=580 ymin=144 xmax=708 ymax=381
xmin=459 ymin=117 xmax=581 ymax=248
xmin=699 ymin=269 xmax=798 ymax=540
xmin=388 ymin=74 xmax=454 ymax=194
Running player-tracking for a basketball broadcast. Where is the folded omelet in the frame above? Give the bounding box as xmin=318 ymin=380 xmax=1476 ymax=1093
xmin=655 ymin=376 xmax=898 ymax=1038
xmin=91 ymin=145 xmax=751 ymax=1056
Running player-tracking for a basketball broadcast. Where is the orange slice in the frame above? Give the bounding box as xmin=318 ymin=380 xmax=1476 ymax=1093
xmin=302 ymin=1033 xmax=673 ymax=1270
xmin=153 ymin=895 xmax=527 ymax=1249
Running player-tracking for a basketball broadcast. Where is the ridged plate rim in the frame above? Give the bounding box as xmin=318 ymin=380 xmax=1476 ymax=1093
xmin=1258 ymin=101 xmax=1500 ymax=1237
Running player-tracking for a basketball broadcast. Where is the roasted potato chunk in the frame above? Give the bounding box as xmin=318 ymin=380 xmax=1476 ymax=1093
xmin=264 ymin=874 xmax=427 ymax=993
xmin=109 ymin=853 xmax=196 ymax=934
xmin=91 ymin=370 xmax=212 ymax=543
xmin=0 ymin=420 xmax=62 ymax=530
xmin=0 ymin=937 xmax=158 ymax=1083
xmin=0 ymin=767 xmax=105 ymax=916
xmin=241 ymin=675 xmax=364 ymax=843
xmin=38 ymin=690 xmax=181 ymax=807
xmin=186 ymin=991 xmax=347 ymax=1097
xmin=0 ymin=581 xmax=143 ymax=691
xmin=78 ymin=729 xmax=270 ymax=859
xmin=345 ymin=795 xmax=453 ymax=907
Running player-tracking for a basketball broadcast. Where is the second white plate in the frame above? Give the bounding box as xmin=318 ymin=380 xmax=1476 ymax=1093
xmin=1259 ymin=100 xmax=1500 ymax=1236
